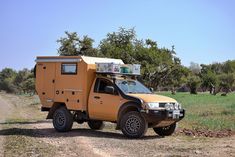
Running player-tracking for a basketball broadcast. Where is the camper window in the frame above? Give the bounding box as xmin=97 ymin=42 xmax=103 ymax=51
xmin=61 ymin=63 xmax=77 ymax=75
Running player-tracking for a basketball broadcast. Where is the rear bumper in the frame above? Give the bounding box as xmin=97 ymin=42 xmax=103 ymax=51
xmin=141 ymin=109 xmax=185 ymax=124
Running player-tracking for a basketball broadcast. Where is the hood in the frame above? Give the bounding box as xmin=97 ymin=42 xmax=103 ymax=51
xmin=127 ymin=93 xmax=177 ymax=103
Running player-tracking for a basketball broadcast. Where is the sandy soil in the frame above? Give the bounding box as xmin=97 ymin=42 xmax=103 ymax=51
xmin=0 ymin=93 xmax=234 ymax=157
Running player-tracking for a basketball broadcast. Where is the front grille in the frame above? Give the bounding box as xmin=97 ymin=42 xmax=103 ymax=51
xmin=159 ymin=102 xmax=176 ymax=108
xmin=159 ymin=103 xmax=166 ymax=107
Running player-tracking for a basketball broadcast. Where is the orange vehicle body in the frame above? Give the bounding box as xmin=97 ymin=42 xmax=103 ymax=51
xmin=35 ymin=55 xmax=185 ymax=138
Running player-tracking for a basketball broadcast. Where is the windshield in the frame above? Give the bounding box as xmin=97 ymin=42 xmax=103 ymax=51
xmin=115 ymin=79 xmax=152 ymax=94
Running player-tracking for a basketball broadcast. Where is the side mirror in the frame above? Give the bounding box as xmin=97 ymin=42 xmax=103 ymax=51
xmin=105 ymin=86 xmax=115 ymax=94
xmin=149 ymin=87 xmax=154 ymax=92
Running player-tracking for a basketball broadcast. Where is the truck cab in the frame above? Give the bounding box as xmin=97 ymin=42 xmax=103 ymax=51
xmin=35 ymin=56 xmax=185 ymax=138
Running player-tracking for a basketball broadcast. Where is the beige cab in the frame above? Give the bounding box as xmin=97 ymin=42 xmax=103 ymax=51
xmin=35 ymin=56 xmax=185 ymax=138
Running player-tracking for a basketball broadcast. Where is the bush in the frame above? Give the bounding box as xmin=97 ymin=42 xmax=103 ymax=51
xmin=0 ymin=78 xmax=18 ymax=93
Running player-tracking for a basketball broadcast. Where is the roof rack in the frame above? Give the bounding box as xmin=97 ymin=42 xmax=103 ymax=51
xmin=96 ymin=72 xmax=139 ymax=79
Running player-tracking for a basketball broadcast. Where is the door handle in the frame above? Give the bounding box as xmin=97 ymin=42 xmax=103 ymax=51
xmin=94 ymin=96 xmax=100 ymax=99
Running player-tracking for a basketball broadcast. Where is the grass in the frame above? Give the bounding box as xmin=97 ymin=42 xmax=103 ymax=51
xmin=157 ymin=92 xmax=235 ymax=131
xmin=2 ymin=124 xmax=56 ymax=157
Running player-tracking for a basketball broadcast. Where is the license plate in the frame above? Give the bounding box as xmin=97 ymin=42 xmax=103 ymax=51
xmin=173 ymin=110 xmax=180 ymax=119
xmin=173 ymin=110 xmax=180 ymax=114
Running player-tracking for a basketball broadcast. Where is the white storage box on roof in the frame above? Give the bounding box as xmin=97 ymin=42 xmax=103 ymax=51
xmin=96 ymin=62 xmax=141 ymax=75
xmin=121 ymin=64 xmax=141 ymax=75
xmin=132 ymin=64 xmax=141 ymax=74
xmin=96 ymin=63 xmax=121 ymax=73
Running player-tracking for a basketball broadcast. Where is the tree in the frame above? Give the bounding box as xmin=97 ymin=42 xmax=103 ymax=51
xmin=222 ymin=60 xmax=235 ymax=74
xmin=218 ymin=73 xmax=235 ymax=95
xmin=200 ymin=61 xmax=235 ymax=94
xmin=57 ymin=31 xmax=98 ymax=56
xmin=57 ymin=31 xmax=80 ymax=56
xmin=187 ymin=75 xmax=201 ymax=94
xmin=79 ymin=36 xmax=98 ymax=56
xmin=14 ymin=68 xmax=31 ymax=93
xmin=99 ymin=27 xmax=136 ymax=63
xmin=201 ymin=70 xmax=218 ymax=94
xmin=0 ymin=68 xmax=17 ymax=93
xmin=22 ymin=77 xmax=35 ymax=95
xmin=165 ymin=65 xmax=190 ymax=94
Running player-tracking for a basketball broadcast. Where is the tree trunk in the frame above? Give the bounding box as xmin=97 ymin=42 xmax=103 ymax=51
xmin=171 ymin=87 xmax=176 ymax=95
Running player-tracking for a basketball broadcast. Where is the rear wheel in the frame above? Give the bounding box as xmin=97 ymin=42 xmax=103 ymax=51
xmin=88 ymin=120 xmax=104 ymax=130
xmin=53 ymin=106 xmax=73 ymax=132
xmin=120 ymin=111 xmax=148 ymax=138
xmin=153 ymin=123 xmax=176 ymax=136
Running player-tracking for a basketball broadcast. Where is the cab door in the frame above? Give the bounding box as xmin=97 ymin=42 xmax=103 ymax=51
xmin=88 ymin=78 xmax=123 ymax=121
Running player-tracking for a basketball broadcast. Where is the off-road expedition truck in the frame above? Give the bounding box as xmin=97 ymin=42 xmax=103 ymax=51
xmin=35 ymin=56 xmax=185 ymax=138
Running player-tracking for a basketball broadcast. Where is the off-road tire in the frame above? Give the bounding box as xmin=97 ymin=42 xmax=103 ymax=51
xmin=153 ymin=123 xmax=176 ymax=136
xmin=88 ymin=120 xmax=104 ymax=130
xmin=120 ymin=111 xmax=148 ymax=138
xmin=53 ymin=106 xmax=73 ymax=132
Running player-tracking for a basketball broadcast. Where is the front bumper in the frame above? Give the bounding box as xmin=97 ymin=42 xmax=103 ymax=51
xmin=141 ymin=109 xmax=185 ymax=124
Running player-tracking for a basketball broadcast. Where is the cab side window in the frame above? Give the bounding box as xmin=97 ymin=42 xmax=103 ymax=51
xmin=94 ymin=78 xmax=118 ymax=95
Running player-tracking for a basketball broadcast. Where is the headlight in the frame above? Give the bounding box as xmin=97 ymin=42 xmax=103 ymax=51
xmin=177 ymin=103 xmax=182 ymax=110
xmin=174 ymin=102 xmax=182 ymax=110
xmin=174 ymin=103 xmax=179 ymax=110
xmin=165 ymin=102 xmax=182 ymax=110
xmin=165 ymin=103 xmax=174 ymax=110
xmin=145 ymin=102 xmax=159 ymax=109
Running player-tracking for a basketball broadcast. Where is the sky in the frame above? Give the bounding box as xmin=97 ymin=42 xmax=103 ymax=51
xmin=0 ymin=0 xmax=235 ymax=70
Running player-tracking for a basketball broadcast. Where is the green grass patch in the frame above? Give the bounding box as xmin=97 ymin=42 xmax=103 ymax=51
xmin=156 ymin=92 xmax=235 ymax=131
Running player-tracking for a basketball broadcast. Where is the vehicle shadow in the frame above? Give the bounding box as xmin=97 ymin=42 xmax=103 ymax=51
xmin=0 ymin=121 xmax=162 ymax=140
xmin=0 ymin=120 xmax=51 ymax=125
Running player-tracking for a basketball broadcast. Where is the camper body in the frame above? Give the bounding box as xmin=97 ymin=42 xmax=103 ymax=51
xmin=35 ymin=56 xmax=185 ymax=138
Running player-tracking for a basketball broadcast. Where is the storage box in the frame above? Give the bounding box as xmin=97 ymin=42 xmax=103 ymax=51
xmin=130 ymin=64 xmax=141 ymax=75
xmin=96 ymin=63 xmax=121 ymax=73
xmin=120 ymin=64 xmax=141 ymax=75
xmin=96 ymin=63 xmax=141 ymax=75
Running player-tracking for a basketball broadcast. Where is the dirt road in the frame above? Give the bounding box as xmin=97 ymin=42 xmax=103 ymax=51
xmin=0 ymin=93 xmax=234 ymax=157
xmin=0 ymin=93 xmax=13 ymax=157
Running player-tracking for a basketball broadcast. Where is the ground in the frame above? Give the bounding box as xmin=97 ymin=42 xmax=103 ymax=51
xmin=0 ymin=92 xmax=234 ymax=157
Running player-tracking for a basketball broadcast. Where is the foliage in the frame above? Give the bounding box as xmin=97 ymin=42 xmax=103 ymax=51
xmin=0 ymin=68 xmax=17 ymax=93
xmin=187 ymin=75 xmax=201 ymax=94
xmin=199 ymin=61 xmax=235 ymax=95
xmin=57 ymin=31 xmax=98 ymax=56
xmin=218 ymin=73 xmax=235 ymax=94
xmin=200 ymin=70 xmax=218 ymax=93
xmin=0 ymin=68 xmax=35 ymax=94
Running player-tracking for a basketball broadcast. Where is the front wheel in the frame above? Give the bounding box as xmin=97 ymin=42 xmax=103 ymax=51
xmin=120 ymin=111 xmax=148 ymax=138
xmin=153 ymin=123 xmax=176 ymax=136
xmin=53 ymin=106 xmax=73 ymax=132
